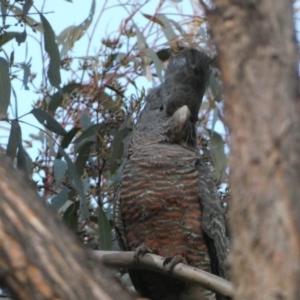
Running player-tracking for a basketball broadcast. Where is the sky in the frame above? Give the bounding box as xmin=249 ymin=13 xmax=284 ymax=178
xmin=1 ymin=0 xmax=196 ymax=159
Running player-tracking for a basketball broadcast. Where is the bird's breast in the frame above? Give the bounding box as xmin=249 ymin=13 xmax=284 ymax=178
xmin=120 ymin=144 xmax=210 ymax=270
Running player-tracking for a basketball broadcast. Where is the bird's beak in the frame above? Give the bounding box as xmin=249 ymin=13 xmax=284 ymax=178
xmin=170 ymin=105 xmax=191 ymax=136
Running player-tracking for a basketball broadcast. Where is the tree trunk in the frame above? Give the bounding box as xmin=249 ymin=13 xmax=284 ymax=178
xmin=0 ymin=153 xmax=132 ymax=300
xmin=205 ymin=1 xmax=300 ymax=299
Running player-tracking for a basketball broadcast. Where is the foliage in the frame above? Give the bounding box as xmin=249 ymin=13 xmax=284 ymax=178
xmin=0 ymin=0 xmax=228 ymax=251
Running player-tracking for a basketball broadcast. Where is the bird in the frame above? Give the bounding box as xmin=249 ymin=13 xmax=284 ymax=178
xmin=113 ymin=48 xmax=228 ymax=300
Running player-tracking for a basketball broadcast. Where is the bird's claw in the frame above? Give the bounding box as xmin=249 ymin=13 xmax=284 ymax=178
xmin=134 ymin=245 xmax=153 ymax=264
xmin=163 ymin=255 xmax=187 ymax=273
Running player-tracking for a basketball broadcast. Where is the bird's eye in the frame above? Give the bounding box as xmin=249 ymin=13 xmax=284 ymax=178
xmin=159 ymin=105 xmax=164 ymax=111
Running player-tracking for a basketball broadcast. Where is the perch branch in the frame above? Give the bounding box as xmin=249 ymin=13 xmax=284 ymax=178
xmin=92 ymin=250 xmax=233 ymax=298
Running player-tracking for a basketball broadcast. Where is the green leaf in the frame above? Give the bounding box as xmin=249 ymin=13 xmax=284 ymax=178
xmin=75 ymin=141 xmax=93 ymax=176
xmin=104 ymin=84 xmax=124 ymax=98
xmin=211 ymin=107 xmax=218 ymax=132
xmin=54 ymin=159 xmax=67 ymax=189
xmin=57 ymin=0 xmax=95 ymax=57
xmin=6 ymin=120 xmax=21 ymax=160
xmin=0 ymin=32 xmax=19 ymax=47
xmin=132 ymin=23 xmax=152 ymax=80
xmin=98 ymin=206 xmax=112 ymax=250
xmin=48 ymin=83 xmax=81 ymax=113
xmin=0 ymin=2 xmax=7 ymax=25
xmin=156 ymin=15 xmax=178 ymax=42
xmin=9 ymin=5 xmax=43 ymax=33
xmin=73 ymin=123 xmax=103 ymax=144
xmin=80 ymin=112 xmax=93 ymax=129
xmin=39 ymin=13 xmax=61 ymax=89
xmin=16 ymin=30 xmax=27 ymax=46
xmin=142 ymin=13 xmax=164 ymax=26
xmin=109 ymin=158 xmax=127 ymax=186
xmin=23 ymin=0 xmax=33 ymax=17
xmin=59 ymin=147 xmax=89 ymax=220
xmin=63 ymin=202 xmax=79 ymax=231
xmin=82 ymin=178 xmax=90 ymax=195
xmin=51 ymin=186 xmax=69 ymax=211
xmin=56 ymin=127 xmax=80 ymax=159
xmin=31 ymin=108 xmax=67 ymax=136
xmin=103 ymin=53 xmax=118 ymax=68
xmin=168 ymin=19 xmax=186 ymax=36
xmin=145 ymin=48 xmax=163 ymax=82
xmin=46 ymin=130 xmax=56 ymax=156
xmin=208 ymin=72 xmax=223 ymax=103
xmin=17 ymin=144 xmax=32 ymax=173
xmin=206 ymin=129 xmax=227 ymax=182
xmin=21 ymin=59 xmax=31 ymax=90
xmin=110 ymin=117 xmax=132 ymax=174
xmin=0 ymin=57 xmax=10 ymax=116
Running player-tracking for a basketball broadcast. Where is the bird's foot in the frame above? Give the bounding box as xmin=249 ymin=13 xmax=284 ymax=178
xmin=163 ymin=255 xmax=187 ymax=273
xmin=134 ymin=244 xmax=153 ymax=264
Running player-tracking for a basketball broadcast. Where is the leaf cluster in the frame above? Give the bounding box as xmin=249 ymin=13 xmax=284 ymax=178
xmin=0 ymin=0 xmax=229 ymax=253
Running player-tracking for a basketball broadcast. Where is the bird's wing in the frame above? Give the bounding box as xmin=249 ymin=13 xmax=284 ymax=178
xmin=197 ymin=160 xmax=228 ymax=279
xmin=113 ymin=184 xmax=128 ymax=251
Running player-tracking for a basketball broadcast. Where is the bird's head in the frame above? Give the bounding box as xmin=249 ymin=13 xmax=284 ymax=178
xmin=131 ymin=49 xmax=211 ymax=148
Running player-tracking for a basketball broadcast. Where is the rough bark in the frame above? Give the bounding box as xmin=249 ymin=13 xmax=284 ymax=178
xmin=204 ymin=1 xmax=300 ymax=299
xmin=0 ymin=153 xmax=132 ymax=300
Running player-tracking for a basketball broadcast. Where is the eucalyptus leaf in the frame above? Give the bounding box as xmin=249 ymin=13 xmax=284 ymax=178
xmin=145 ymin=48 xmax=163 ymax=82
xmin=80 ymin=112 xmax=93 ymax=129
xmin=17 ymin=144 xmax=32 ymax=173
xmin=48 ymin=83 xmax=81 ymax=113
xmin=110 ymin=123 xmax=131 ymax=174
xmin=16 ymin=30 xmax=27 ymax=46
xmin=82 ymin=178 xmax=90 ymax=195
xmin=51 ymin=186 xmax=69 ymax=211
xmin=206 ymin=129 xmax=227 ymax=182
xmin=98 ymin=206 xmax=112 ymax=250
xmin=21 ymin=59 xmax=31 ymax=90
xmin=209 ymin=72 xmax=223 ymax=103
xmin=73 ymin=124 xmax=103 ymax=144
xmin=0 ymin=57 xmax=10 ymax=116
xmin=9 ymin=5 xmax=43 ymax=33
xmin=6 ymin=120 xmax=21 ymax=160
xmin=59 ymin=147 xmax=89 ymax=220
xmin=63 ymin=202 xmax=79 ymax=231
xmin=142 ymin=13 xmax=164 ymax=26
xmin=75 ymin=141 xmax=93 ymax=176
xmin=23 ymin=0 xmax=33 ymax=17
xmin=0 ymin=2 xmax=7 ymax=25
xmin=57 ymin=0 xmax=95 ymax=57
xmin=0 ymin=32 xmax=19 ymax=47
xmin=54 ymin=159 xmax=67 ymax=189
xmin=156 ymin=14 xmax=178 ymax=43
xmin=39 ymin=13 xmax=61 ymax=89
xmin=132 ymin=23 xmax=152 ymax=80
xmin=56 ymin=127 xmax=80 ymax=159
xmin=31 ymin=108 xmax=67 ymax=136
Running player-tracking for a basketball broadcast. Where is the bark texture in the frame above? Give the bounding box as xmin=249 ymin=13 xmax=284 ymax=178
xmin=206 ymin=1 xmax=300 ymax=299
xmin=0 ymin=153 xmax=132 ymax=300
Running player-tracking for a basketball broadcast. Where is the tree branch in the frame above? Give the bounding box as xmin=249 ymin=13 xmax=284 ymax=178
xmin=0 ymin=153 xmax=133 ymax=300
xmin=204 ymin=0 xmax=300 ymax=299
xmin=92 ymin=250 xmax=234 ymax=298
